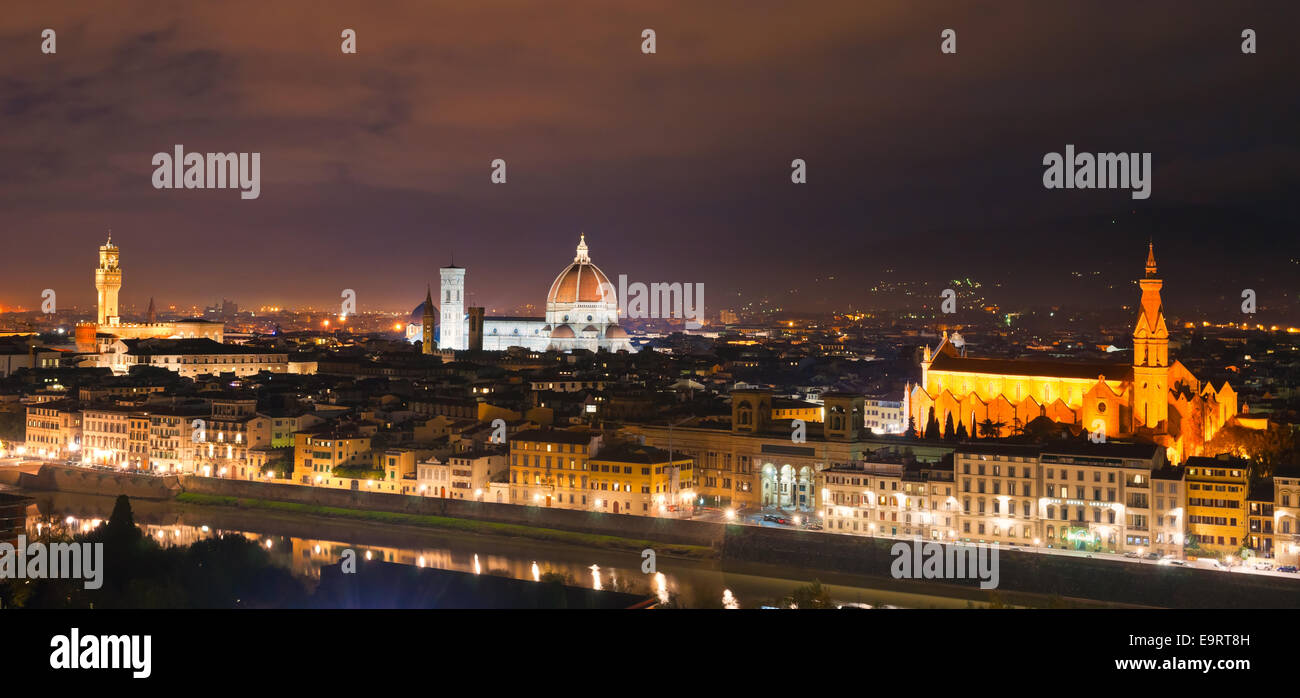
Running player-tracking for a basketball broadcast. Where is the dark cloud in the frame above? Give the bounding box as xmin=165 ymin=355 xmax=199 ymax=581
xmin=0 ymin=1 xmax=1297 ymax=316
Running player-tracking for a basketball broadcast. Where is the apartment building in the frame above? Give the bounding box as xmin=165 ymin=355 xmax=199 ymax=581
xmin=446 ymin=449 xmax=508 ymax=500
xmin=23 ymin=400 xmax=82 ymax=461
xmin=863 ymin=397 xmax=905 ymax=435
xmin=292 ymin=425 xmax=374 ymax=486
xmin=1150 ymin=466 xmax=1187 ymax=559
xmin=148 ymin=406 xmax=205 ymax=473
xmin=509 ymin=428 xmax=602 ymax=509
xmin=81 ymin=405 xmax=137 ymax=468
xmin=585 ymin=443 xmax=694 ymax=516
xmin=1274 ymin=465 xmax=1300 ymax=567
xmin=191 ymin=396 xmax=272 ymax=480
xmin=1247 ymin=482 xmax=1275 ymax=560
xmin=954 ymin=444 xmax=1043 ymax=546
xmin=820 ymin=456 xmax=957 ymax=540
xmin=820 ymin=442 xmax=1177 ymax=557
xmin=1038 ymin=443 xmax=1164 ymax=554
xmin=1184 ymin=455 xmax=1250 ymax=557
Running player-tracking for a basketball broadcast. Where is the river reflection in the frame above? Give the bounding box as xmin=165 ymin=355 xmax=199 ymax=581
xmin=19 ymin=490 xmax=991 ymax=609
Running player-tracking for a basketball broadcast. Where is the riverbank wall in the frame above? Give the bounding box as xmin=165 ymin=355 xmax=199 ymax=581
xmin=20 ymin=464 xmax=1300 ymax=608
xmin=10 ymin=463 xmax=181 ymax=499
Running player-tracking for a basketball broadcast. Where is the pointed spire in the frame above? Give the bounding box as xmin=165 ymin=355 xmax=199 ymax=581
xmin=424 ymin=284 xmax=434 ymax=313
xmin=146 ymin=297 xmax=156 ymax=324
xmin=1145 ymin=239 xmax=1157 ymax=277
xmin=574 ymin=233 xmax=590 ymax=263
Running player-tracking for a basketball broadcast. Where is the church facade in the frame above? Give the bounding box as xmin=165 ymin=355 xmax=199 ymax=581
xmin=407 ymin=235 xmax=634 ymax=353
xmin=906 ymin=244 xmax=1236 ymax=463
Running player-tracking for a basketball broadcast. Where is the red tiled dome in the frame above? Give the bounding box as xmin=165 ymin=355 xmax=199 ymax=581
xmin=547 ymin=234 xmax=615 ymax=306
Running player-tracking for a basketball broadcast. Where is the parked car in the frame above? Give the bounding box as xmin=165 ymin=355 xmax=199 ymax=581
xmin=1145 ymin=552 xmax=1160 ymax=560
xmin=1254 ymin=562 xmax=1273 ymax=571
xmin=1277 ymin=566 xmax=1298 ymax=573
xmin=762 ymin=514 xmax=778 ymax=522
xmin=1123 ymin=551 xmax=1140 ymax=559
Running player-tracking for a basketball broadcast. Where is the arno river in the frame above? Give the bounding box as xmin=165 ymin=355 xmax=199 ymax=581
xmin=15 ymin=489 xmax=993 ymax=609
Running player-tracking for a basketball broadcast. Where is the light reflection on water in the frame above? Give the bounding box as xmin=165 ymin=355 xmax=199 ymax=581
xmin=24 ymin=497 xmax=988 ymax=609
xmin=28 ymin=513 xmax=700 ymax=602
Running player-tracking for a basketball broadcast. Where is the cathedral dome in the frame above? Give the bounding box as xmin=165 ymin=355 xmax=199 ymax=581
xmin=551 ymin=324 xmax=576 ymax=338
xmin=409 ymin=300 xmax=438 ymax=325
xmin=548 ymin=234 xmax=615 ymax=307
xmin=605 ymin=325 xmax=628 ymax=338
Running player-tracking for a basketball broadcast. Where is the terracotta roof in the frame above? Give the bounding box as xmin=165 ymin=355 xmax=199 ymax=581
xmin=548 ymin=262 xmax=613 ymax=304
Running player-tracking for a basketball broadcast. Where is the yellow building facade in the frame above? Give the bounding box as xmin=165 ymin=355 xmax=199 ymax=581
xmin=587 ymin=444 xmax=694 ymax=516
xmin=1184 ymin=455 xmax=1249 ymax=558
xmin=509 ymin=429 xmax=601 ymax=509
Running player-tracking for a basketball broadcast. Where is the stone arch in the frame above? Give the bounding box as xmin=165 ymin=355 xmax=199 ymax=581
xmin=760 ymin=463 xmax=777 ymax=507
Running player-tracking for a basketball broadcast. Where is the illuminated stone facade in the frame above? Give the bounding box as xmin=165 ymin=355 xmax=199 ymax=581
xmin=907 ymin=244 xmax=1236 ymax=462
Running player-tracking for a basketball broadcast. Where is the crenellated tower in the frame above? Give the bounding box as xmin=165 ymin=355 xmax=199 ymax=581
xmin=95 ymin=232 xmax=121 ymax=326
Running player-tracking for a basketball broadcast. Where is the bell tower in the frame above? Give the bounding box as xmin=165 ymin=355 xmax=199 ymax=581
xmin=439 ymin=264 xmax=466 ymax=350
xmin=421 ymin=286 xmax=437 ymax=355
xmin=823 ymin=392 xmax=864 ymax=441
xmin=1132 ymin=241 xmax=1169 ymax=430
xmin=95 ymin=232 xmax=122 ymax=326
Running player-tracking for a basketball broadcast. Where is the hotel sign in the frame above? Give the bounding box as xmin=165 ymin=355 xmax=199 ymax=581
xmin=1043 ymin=497 xmax=1119 ymax=509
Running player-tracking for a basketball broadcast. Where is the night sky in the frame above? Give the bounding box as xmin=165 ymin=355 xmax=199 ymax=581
xmin=2 ymin=1 xmax=1297 ymax=317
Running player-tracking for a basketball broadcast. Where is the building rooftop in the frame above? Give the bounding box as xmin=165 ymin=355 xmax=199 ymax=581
xmin=928 ymin=352 xmax=1133 ymax=381
xmin=590 ymin=442 xmax=679 ymax=464
xmin=511 ymin=428 xmax=595 ymax=446
xmin=120 ymin=338 xmax=277 ymax=356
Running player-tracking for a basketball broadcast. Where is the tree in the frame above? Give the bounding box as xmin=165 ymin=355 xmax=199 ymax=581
xmin=1204 ymin=422 xmax=1297 ymax=480
xmin=955 ymin=422 xmax=969 ymax=440
xmin=925 ymin=407 xmax=941 ymax=441
xmin=943 ymin=413 xmax=955 ymax=441
xmin=904 ymin=415 xmax=918 ymax=439
xmin=104 ymin=495 xmax=141 ymax=544
xmin=782 ymin=580 xmax=834 ymax=609
xmin=978 ymin=418 xmax=1006 ymax=439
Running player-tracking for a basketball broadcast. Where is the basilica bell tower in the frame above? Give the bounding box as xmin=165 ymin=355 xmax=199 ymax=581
xmin=1132 ymin=242 xmax=1169 ymax=430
